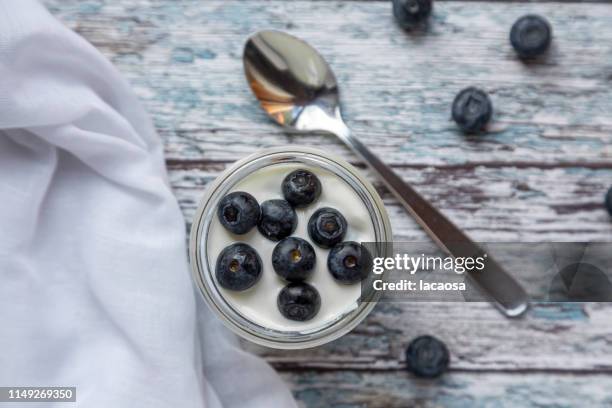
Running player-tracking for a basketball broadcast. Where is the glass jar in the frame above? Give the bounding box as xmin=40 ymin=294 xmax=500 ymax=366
xmin=189 ymin=146 xmax=392 ymax=349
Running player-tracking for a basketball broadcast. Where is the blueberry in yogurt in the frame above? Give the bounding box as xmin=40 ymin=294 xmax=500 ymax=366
xmin=217 ymin=191 xmax=261 ymax=235
xmin=216 ymin=243 xmax=262 ymax=291
xmin=308 ymin=207 xmax=347 ymax=249
xmin=282 ymin=169 xmax=322 ymax=208
xmin=272 ymin=237 xmax=316 ymax=282
xmin=405 ymin=335 xmax=450 ymax=378
xmin=257 ymin=199 xmax=297 ymax=241
xmin=392 ymin=0 xmax=432 ymax=30
xmin=452 ymin=87 xmax=493 ymax=134
xmin=277 ymin=282 xmax=321 ymax=321
xmin=510 ymin=15 xmax=552 ymax=59
xmin=605 ymin=186 xmax=612 ymax=217
xmin=327 ymin=241 xmax=372 ymax=284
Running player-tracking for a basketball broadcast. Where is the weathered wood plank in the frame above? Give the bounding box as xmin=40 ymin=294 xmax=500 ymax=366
xmin=281 ymin=370 xmax=612 ymax=408
xmin=250 ymin=302 xmax=612 ymax=372
xmin=47 ymin=0 xmax=612 ymax=167
xmin=170 ymin=164 xmax=612 ymax=242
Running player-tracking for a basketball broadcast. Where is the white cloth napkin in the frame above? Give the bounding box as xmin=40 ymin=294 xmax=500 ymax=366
xmin=0 ymin=1 xmax=296 ymax=407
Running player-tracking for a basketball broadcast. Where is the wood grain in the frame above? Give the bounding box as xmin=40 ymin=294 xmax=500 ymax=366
xmin=171 ymin=164 xmax=612 ymax=241
xmin=48 ymin=0 xmax=612 ymax=167
xmin=281 ymin=371 xmax=612 ymax=408
xmin=46 ymin=1 xmax=612 ymax=407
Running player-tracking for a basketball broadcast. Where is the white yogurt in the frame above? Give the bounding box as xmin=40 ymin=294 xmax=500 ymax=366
xmin=207 ymin=163 xmax=376 ymax=332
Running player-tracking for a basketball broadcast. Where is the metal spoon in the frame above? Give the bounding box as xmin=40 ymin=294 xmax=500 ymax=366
xmin=243 ymin=30 xmax=529 ymax=317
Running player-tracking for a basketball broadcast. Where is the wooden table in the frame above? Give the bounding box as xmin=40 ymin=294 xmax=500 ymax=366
xmin=48 ymin=1 xmax=612 ymax=406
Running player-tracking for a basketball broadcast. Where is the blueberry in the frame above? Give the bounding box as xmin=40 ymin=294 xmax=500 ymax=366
xmin=549 ymin=262 xmax=612 ymax=302
xmin=258 ymin=199 xmax=297 ymax=241
xmin=405 ymin=335 xmax=450 ymax=378
xmin=452 ymin=87 xmax=493 ymax=134
xmin=277 ymin=282 xmax=321 ymax=321
xmin=605 ymin=186 xmax=612 ymax=217
xmin=215 ymin=243 xmax=262 ymax=291
xmin=282 ymin=169 xmax=322 ymax=208
xmin=327 ymin=241 xmax=372 ymax=284
xmin=510 ymin=15 xmax=552 ymax=59
xmin=272 ymin=237 xmax=316 ymax=282
xmin=217 ymin=191 xmax=261 ymax=235
xmin=308 ymin=207 xmax=347 ymax=249
xmin=392 ymin=0 xmax=432 ymax=30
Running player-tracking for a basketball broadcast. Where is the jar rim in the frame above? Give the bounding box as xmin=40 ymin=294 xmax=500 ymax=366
xmin=189 ymin=146 xmax=393 ymax=349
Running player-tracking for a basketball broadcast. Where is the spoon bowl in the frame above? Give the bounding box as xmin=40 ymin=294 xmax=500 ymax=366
xmin=244 ymin=30 xmax=340 ymax=129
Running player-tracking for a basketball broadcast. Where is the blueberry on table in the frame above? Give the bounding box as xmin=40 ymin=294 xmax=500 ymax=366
xmin=215 ymin=243 xmax=262 ymax=291
xmin=392 ymin=0 xmax=432 ymax=30
xmin=452 ymin=87 xmax=493 ymax=134
xmin=258 ymin=199 xmax=298 ymax=241
xmin=605 ymin=186 xmax=612 ymax=217
xmin=405 ymin=335 xmax=450 ymax=378
xmin=272 ymin=237 xmax=316 ymax=282
xmin=282 ymin=169 xmax=322 ymax=208
xmin=308 ymin=207 xmax=347 ymax=249
xmin=327 ymin=241 xmax=372 ymax=284
xmin=277 ymin=282 xmax=321 ymax=321
xmin=510 ymin=15 xmax=552 ymax=59
xmin=217 ymin=191 xmax=261 ymax=235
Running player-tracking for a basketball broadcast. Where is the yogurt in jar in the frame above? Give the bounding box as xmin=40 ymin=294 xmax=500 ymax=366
xmin=207 ymin=163 xmax=376 ymax=332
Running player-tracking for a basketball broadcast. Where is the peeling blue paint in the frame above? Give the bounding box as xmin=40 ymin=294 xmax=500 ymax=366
xmin=294 ymin=389 xmax=324 ymax=407
xmin=112 ymin=53 xmax=142 ymax=64
xmin=172 ymin=47 xmax=195 ymax=63
xmin=195 ymin=49 xmax=217 ymax=60
xmin=78 ymin=2 xmax=102 ymax=14
xmin=531 ymin=302 xmax=588 ymax=321
xmin=158 ymin=87 xmax=202 ymax=111
xmin=172 ymin=48 xmax=217 ymax=63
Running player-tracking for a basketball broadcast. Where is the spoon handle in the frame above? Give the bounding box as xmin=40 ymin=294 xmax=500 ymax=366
xmin=333 ymin=122 xmax=529 ymax=317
